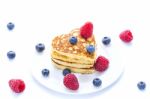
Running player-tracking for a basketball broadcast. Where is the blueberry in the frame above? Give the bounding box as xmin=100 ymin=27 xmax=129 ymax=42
xmin=86 ymin=45 xmax=95 ymax=53
xmin=102 ymin=37 xmax=111 ymax=45
xmin=7 ymin=22 xmax=15 ymax=30
xmin=35 ymin=43 xmax=45 ymax=52
xmin=42 ymin=69 xmax=49 ymax=77
xmin=69 ymin=37 xmax=77 ymax=45
xmin=7 ymin=51 xmax=16 ymax=59
xmin=137 ymin=81 xmax=146 ymax=90
xmin=93 ymin=78 xmax=102 ymax=87
xmin=63 ymin=68 xmax=71 ymax=76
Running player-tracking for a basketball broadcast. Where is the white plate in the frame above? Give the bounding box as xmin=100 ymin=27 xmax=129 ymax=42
xmin=31 ymin=38 xmax=124 ymax=95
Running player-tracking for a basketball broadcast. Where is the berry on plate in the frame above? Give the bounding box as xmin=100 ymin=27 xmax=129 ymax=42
xmin=63 ymin=73 xmax=79 ymax=90
xmin=102 ymin=37 xmax=111 ymax=45
xmin=7 ymin=22 xmax=15 ymax=30
xmin=63 ymin=68 xmax=71 ymax=76
xmin=86 ymin=45 xmax=95 ymax=54
xmin=69 ymin=36 xmax=77 ymax=45
xmin=119 ymin=30 xmax=133 ymax=43
xmin=137 ymin=81 xmax=146 ymax=90
xmin=93 ymin=78 xmax=102 ymax=87
xmin=35 ymin=43 xmax=45 ymax=52
xmin=42 ymin=69 xmax=50 ymax=77
xmin=9 ymin=79 xmax=25 ymax=93
xmin=80 ymin=22 xmax=93 ymax=39
xmin=94 ymin=56 xmax=109 ymax=72
xmin=7 ymin=51 xmax=16 ymax=59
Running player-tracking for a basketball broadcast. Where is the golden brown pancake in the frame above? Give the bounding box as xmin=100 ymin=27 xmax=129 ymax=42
xmin=51 ymin=59 xmax=95 ymax=74
xmin=51 ymin=51 xmax=94 ymax=65
xmin=51 ymin=28 xmax=96 ymax=74
xmin=52 ymin=58 xmax=93 ymax=68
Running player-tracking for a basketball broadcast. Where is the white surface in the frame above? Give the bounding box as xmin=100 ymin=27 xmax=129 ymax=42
xmin=0 ymin=0 xmax=150 ymax=99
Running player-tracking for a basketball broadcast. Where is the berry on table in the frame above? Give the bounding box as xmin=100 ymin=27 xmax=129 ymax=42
xmin=9 ymin=79 xmax=25 ymax=93
xmin=102 ymin=37 xmax=111 ymax=45
xmin=63 ymin=68 xmax=71 ymax=76
xmin=86 ymin=45 xmax=95 ymax=54
xmin=137 ymin=81 xmax=146 ymax=90
xmin=7 ymin=22 xmax=15 ymax=30
xmin=119 ymin=30 xmax=133 ymax=43
xmin=80 ymin=22 xmax=93 ymax=39
xmin=69 ymin=36 xmax=77 ymax=45
xmin=63 ymin=73 xmax=79 ymax=90
xmin=42 ymin=69 xmax=50 ymax=77
xmin=35 ymin=43 xmax=45 ymax=52
xmin=94 ymin=56 xmax=109 ymax=72
xmin=93 ymin=78 xmax=102 ymax=87
xmin=7 ymin=51 xmax=16 ymax=59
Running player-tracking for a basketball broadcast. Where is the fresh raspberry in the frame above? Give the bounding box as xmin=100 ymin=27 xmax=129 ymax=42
xmin=119 ymin=30 xmax=133 ymax=43
xmin=80 ymin=22 xmax=93 ymax=39
xmin=63 ymin=74 xmax=79 ymax=90
xmin=94 ymin=56 xmax=109 ymax=72
xmin=9 ymin=79 xmax=25 ymax=93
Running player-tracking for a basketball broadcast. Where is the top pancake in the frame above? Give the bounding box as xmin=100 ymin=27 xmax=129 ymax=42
xmin=52 ymin=28 xmax=96 ymax=60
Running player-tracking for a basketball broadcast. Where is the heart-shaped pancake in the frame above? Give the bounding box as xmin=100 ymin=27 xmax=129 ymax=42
xmin=51 ymin=28 xmax=96 ymax=74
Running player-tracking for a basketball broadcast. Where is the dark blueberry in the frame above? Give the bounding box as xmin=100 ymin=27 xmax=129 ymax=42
xmin=35 ymin=43 xmax=45 ymax=52
xmin=93 ymin=78 xmax=102 ymax=87
xmin=69 ymin=36 xmax=77 ymax=45
xmin=42 ymin=69 xmax=49 ymax=77
xmin=102 ymin=37 xmax=111 ymax=45
xmin=7 ymin=51 xmax=16 ymax=59
xmin=7 ymin=22 xmax=15 ymax=30
xmin=137 ymin=81 xmax=146 ymax=90
xmin=63 ymin=68 xmax=71 ymax=76
xmin=86 ymin=45 xmax=95 ymax=53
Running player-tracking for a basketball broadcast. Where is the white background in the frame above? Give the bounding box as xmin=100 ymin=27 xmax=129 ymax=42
xmin=0 ymin=0 xmax=150 ymax=99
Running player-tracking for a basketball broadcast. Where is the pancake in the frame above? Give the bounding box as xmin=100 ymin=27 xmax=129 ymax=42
xmin=51 ymin=28 xmax=96 ymax=63
xmin=52 ymin=58 xmax=93 ymax=69
xmin=51 ymin=50 xmax=94 ymax=65
xmin=51 ymin=59 xmax=95 ymax=74
xmin=51 ymin=28 xmax=96 ymax=74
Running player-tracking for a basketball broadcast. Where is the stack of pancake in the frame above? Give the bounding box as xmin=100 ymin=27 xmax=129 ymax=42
xmin=51 ymin=28 xmax=96 ymax=74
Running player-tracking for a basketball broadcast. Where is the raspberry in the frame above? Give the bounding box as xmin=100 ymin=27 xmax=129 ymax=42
xmin=80 ymin=22 xmax=93 ymax=39
xmin=119 ymin=30 xmax=133 ymax=43
xmin=63 ymin=74 xmax=79 ymax=90
xmin=94 ymin=56 xmax=109 ymax=72
xmin=9 ymin=79 xmax=25 ymax=93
